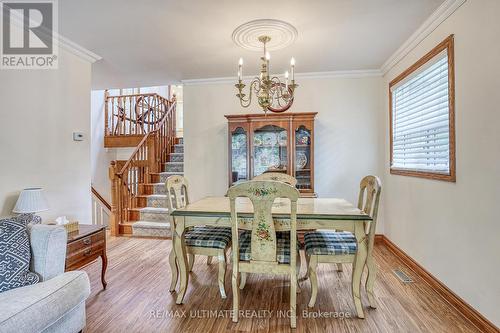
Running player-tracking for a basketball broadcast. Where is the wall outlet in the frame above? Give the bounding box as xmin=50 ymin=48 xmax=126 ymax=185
xmin=73 ymin=132 xmax=84 ymax=141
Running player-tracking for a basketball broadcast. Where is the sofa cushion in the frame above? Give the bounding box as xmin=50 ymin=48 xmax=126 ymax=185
xmin=0 ymin=271 xmax=90 ymax=333
xmin=0 ymin=214 xmax=41 ymax=293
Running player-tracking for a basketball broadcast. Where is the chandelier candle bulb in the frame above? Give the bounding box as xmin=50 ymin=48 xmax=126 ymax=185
xmin=285 ymin=71 xmax=289 ymax=90
xmin=290 ymin=57 xmax=295 ymax=80
xmin=238 ymin=58 xmax=243 ymax=80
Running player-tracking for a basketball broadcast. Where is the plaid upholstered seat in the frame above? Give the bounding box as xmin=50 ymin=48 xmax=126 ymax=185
xmin=185 ymin=226 xmax=232 ymax=249
xmin=304 ymin=231 xmax=357 ymax=256
xmin=238 ymin=231 xmax=291 ymax=264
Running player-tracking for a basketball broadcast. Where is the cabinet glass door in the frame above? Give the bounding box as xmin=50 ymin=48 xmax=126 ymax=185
xmin=295 ymin=126 xmax=312 ymax=190
xmin=253 ymin=125 xmax=288 ymax=177
xmin=231 ymin=127 xmax=248 ymax=183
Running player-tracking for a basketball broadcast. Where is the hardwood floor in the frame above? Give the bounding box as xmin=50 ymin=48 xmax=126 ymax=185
xmin=82 ymin=235 xmax=480 ymax=333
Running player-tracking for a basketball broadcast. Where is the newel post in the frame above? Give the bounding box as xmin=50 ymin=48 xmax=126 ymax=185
xmin=147 ymin=135 xmax=157 ymax=176
xmin=109 ymin=161 xmax=120 ymax=236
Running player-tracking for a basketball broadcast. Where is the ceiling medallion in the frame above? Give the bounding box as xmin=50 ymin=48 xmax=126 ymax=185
xmin=233 ymin=19 xmax=298 ymax=113
xmin=232 ymin=19 xmax=298 ymax=51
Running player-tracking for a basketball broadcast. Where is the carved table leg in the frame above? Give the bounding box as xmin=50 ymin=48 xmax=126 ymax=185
xmin=307 ymin=255 xmax=319 ymax=308
xmin=239 ymin=272 xmax=247 ymax=290
xmin=352 ymin=222 xmax=367 ymax=318
xmin=174 ymin=216 xmax=189 ymax=304
xmin=365 ymin=254 xmax=378 ymax=308
xmin=168 ymin=249 xmax=178 ymax=292
xmin=101 ymin=252 xmax=108 ymax=290
xmin=217 ymin=251 xmax=227 ymax=299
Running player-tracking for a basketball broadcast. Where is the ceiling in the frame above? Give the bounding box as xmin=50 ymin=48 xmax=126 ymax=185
xmin=59 ymin=0 xmax=444 ymax=89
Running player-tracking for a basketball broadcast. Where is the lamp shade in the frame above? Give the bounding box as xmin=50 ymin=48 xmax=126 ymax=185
xmin=13 ymin=188 xmax=49 ymax=213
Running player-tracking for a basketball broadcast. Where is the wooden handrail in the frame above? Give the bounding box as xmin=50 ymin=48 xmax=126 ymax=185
xmin=104 ymin=93 xmax=171 ymax=137
xmin=107 ymin=92 xmax=160 ymax=98
xmin=91 ymin=186 xmax=111 ymax=211
xmin=117 ymin=101 xmax=176 ymax=176
xmin=108 ymin=94 xmax=177 ymax=236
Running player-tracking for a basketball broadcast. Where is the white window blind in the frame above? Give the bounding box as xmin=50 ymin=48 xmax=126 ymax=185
xmin=391 ymin=50 xmax=450 ymax=174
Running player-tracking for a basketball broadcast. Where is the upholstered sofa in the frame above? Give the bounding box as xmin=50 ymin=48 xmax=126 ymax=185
xmin=0 ymin=224 xmax=90 ymax=333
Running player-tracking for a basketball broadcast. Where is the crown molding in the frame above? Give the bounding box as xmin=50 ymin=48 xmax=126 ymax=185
xmin=381 ymin=0 xmax=466 ymax=75
xmin=297 ymin=69 xmax=382 ymax=79
xmin=182 ymin=69 xmax=382 ymax=85
xmin=55 ymin=34 xmax=102 ymax=63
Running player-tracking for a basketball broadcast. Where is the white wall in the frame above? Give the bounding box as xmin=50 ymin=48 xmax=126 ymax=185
xmin=0 ymin=49 xmax=92 ymax=223
xmin=184 ymin=76 xmax=384 ymax=231
xmin=140 ymin=86 xmax=169 ymax=97
xmin=91 ymin=90 xmax=116 ymax=203
xmin=90 ymin=89 xmax=134 ymax=202
xmin=382 ymin=0 xmax=500 ymax=326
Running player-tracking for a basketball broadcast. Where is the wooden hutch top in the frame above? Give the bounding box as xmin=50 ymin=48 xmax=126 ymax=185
xmin=225 ymin=112 xmax=317 ymax=121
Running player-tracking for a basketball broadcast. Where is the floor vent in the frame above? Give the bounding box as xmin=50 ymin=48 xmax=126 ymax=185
xmin=393 ymin=268 xmax=414 ymax=283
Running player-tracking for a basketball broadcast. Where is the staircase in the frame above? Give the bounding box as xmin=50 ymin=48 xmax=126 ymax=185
xmin=107 ymin=92 xmax=179 ymax=237
xmin=131 ymin=140 xmax=184 ymax=237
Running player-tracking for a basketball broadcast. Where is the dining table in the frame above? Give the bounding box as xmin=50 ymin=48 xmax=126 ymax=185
xmin=169 ymin=196 xmax=373 ymax=318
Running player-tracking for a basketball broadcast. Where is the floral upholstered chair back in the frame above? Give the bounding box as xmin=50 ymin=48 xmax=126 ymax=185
xmin=357 ymin=176 xmax=382 ymax=254
xmin=253 ymin=172 xmax=298 ymax=187
xmin=165 ymin=175 xmax=189 ymax=212
xmin=227 ymin=180 xmax=299 ymax=263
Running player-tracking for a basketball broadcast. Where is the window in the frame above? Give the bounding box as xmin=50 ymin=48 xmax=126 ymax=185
xmin=390 ymin=35 xmax=455 ymax=182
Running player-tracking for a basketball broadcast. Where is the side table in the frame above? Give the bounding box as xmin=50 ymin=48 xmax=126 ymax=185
xmin=65 ymin=224 xmax=108 ymax=289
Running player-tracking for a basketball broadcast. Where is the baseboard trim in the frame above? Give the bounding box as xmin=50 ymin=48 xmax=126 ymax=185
xmin=379 ymin=235 xmax=499 ymax=333
xmin=374 ymin=234 xmax=385 ymax=245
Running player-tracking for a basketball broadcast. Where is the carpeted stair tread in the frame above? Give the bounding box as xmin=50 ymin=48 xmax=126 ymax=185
xmin=145 ymin=194 xmax=167 ymax=198
xmin=132 ymin=221 xmax=171 ymax=228
xmin=139 ymin=207 xmax=169 ymax=213
xmin=128 ymin=138 xmax=183 ymax=238
xmin=132 ymin=221 xmax=171 ymax=238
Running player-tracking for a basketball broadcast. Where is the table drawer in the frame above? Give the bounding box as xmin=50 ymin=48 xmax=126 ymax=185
xmin=66 ymin=231 xmax=105 ymax=268
xmin=67 ymin=231 xmax=104 ymax=253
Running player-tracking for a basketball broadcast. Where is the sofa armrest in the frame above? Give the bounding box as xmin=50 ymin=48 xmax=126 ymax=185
xmin=0 ymin=271 xmax=90 ymax=333
xmin=28 ymin=224 xmax=67 ymax=281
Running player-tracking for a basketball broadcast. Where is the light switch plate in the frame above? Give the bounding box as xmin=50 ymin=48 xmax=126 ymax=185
xmin=73 ymin=132 xmax=84 ymax=141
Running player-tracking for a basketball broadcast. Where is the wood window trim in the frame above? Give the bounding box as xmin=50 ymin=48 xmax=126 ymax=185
xmin=389 ymin=34 xmax=456 ymax=182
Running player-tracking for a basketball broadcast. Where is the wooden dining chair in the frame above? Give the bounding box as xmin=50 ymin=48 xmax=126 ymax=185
xmin=240 ymin=172 xmax=299 ymax=289
xmin=166 ymin=175 xmax=232 ymax=298
xmin=227 ymin=180 xmax=301 ymax=328
xmin=304 ymin=175 xmax=382 ymax=310
xmin=253 ymin=172 xmax=298 ymax=187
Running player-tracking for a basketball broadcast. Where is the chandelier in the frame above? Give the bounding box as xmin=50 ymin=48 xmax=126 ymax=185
xmin=235 ymin=35 xmax=297 ymax=113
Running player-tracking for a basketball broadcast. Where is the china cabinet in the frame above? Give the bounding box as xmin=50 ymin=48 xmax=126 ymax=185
xmin=225 ymin=112 xmax=317 ymax=196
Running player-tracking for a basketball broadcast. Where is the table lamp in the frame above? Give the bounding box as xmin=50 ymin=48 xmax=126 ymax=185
xmin=13 ymin=188 xmax=49 ymax=214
